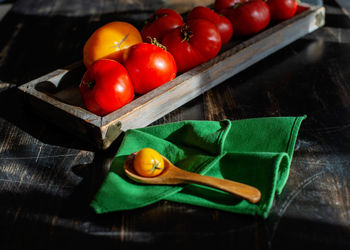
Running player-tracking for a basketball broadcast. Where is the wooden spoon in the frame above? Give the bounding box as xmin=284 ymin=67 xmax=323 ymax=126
xmin=124 ymin=153 xmax=261 ymax=203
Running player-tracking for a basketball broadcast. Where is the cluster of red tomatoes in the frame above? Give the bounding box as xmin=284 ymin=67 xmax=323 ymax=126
xmin=79 ymin=0 xmax=300 ymax=116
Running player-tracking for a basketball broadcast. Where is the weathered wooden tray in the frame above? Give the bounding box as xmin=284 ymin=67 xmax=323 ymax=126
xmin=18 ymin=4 xmax=325 ymax=150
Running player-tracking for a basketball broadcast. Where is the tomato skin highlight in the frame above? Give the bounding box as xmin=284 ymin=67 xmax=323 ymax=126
xmin=220 ymin=0 xmax=270 ymax=36
xmin=79 ymin=59 xmax=134 ymax=116
xmin=141 ymin=8 xmax=184 ymax=42
xmin=187 ymin=6 xmax=233 ymax=45
xmin=267 ymin=0 xmax=298 ymax=20
xmin=123 ymin=43 xmax=177 ymax=95
xmin=83 ymin=21 xmax=142 ymax=68
xmin=162 ymin=19 xmax=222 ymax=73
xmin=216 ymin=15 xmax=234 ymax=45
xmin=133 ymin=148 xmax=165 ymax=177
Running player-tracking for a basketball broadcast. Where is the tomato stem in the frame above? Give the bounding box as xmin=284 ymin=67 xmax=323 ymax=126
xmin=151 ymin=161 xmax=163 ymax=173
xmin=147 ymin=36 xmax=167 ymax=50
xmin=86 ymin=80 xmax=96 ymax=90
xmin=145 ymin=13 xmax=168 ymax=24
xmin=180 ymin=24 xmax=193 ymax=42
xmin=233 ymin=3 xmax=243 ymax=9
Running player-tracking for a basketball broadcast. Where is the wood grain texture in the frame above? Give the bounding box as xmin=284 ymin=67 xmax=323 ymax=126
xmin=1 ymin=0 xmax=350 ymax=249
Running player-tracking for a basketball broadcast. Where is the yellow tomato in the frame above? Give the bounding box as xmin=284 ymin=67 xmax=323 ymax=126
xmin=133 ymin=148 xmax=165 ymax=177
xmin=83 ymin=21 xmax=142 ymax=68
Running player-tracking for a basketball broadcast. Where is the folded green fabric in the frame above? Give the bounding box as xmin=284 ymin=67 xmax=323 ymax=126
xmin=91 ymin=116 xmax=305 ymax=218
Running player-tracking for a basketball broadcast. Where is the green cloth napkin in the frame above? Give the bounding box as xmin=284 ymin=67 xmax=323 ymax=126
xmin=91 ymin=116 xmax=305 ymax=218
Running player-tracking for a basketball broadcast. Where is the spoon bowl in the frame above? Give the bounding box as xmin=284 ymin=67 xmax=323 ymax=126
xmin=124 ymin=152 xmax=261 ymax=203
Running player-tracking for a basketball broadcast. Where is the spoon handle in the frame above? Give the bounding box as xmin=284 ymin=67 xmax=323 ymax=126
xmin=175 ymin=169 xmax=261 ymax=203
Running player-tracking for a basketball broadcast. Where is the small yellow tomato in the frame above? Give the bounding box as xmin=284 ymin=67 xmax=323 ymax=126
xmin=133 ymin=148 xmax=164 ymax=177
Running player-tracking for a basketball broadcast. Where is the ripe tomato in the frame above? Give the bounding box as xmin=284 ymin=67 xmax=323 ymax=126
xmin=187 ymin=6 xmax=233 ymax=45
xmin=267 ymin=0 xmax=298 ymax=20
xmin=220 ymin=0 xmax=270 ymax=36
xmin=123 ymin=42 xmax=177 ymax=95
xmin=79 ymin=59 xmax=134 ymax=116
xmin=295 ymin=5 xmax=308 ymax=15
xmin=141 ymin=8 xmax=184 ymax=42
xmin=83 ymin=21 xmax=142 ymax=68
xmin=161 ymin=19 xmax=222 ymax=73
xmin=214 ymin=0 xmax=247 ymax=12
xmin=133 ymin=148 xmax=165 ymax=177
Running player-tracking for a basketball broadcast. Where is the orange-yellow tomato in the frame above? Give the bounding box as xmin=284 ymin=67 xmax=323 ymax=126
xmin=133 ymin=148 xmax=165 ymax=177
xmin=83 ymin=21 xmax=142 ymax=68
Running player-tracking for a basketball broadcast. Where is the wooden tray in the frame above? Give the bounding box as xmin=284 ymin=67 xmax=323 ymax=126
xmin=18 ymin=4 xmax=325 ymax=150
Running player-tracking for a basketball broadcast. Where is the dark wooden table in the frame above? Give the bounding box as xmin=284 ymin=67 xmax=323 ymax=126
xmin=1 ymin=0 xmax=349 ymax=249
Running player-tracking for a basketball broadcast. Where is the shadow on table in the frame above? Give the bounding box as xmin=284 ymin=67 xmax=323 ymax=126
xmin=0 ymin=86 xmax=99 ymax=150
xmin=2 ymin=201 xmax=350 ymax=250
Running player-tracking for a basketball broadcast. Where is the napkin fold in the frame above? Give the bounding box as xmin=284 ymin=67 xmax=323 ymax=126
xmin=90 ymin=116 xmax=305 ymax=218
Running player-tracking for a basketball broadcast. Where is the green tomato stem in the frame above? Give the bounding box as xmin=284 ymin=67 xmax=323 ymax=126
xmin=86 ymin=80 xmax=96 ymax=90
xmin=180 ymin=24 xmax=193 ymax=42
xmin=147 ymin=36 xmax=167 ymax=51
xmin=151 ymin=161 xmax=163 ymax=173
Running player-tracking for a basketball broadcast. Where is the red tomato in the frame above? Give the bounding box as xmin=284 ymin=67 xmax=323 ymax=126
xmin=214 ymin=0 xmax=247 ymax=12
xmin=267 ymin=0 xmax=298 ymax=20
xmin=162 ymin=19 xmax=221 ymax=73
xmin=123 ymin=42 xmax=177 ymax=95
xmin=141 ymin=8 xmax=184 ymax=42
xmin=220 ymin=0 xmax=270 ymax=36
xmin=187 ymin=6 xmax=233 ymax=45
xmin=79 ymin=59 xmax=134 ymax=116
xmin=296 ymin=5 xmax=308 ymax=15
